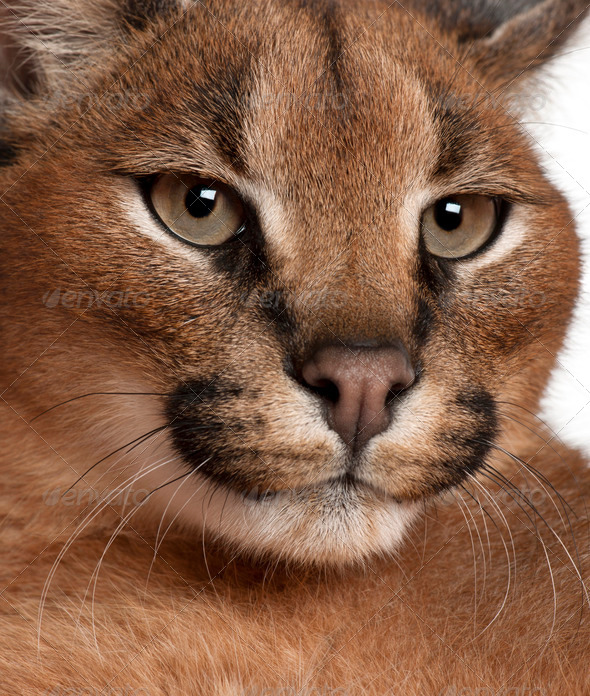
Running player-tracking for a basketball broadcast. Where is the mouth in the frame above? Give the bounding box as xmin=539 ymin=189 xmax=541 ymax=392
xmin=183 ymin=466 xmax=422 ymax=565
xmin=235 ymin=472 xmax=403 ymax=507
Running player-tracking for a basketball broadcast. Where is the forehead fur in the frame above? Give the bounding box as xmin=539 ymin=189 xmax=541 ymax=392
xmin=3 ymin=0 xmax=549 ymax=200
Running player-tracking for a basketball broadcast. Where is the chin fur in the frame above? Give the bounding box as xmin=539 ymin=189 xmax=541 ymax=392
xmin=150 ymin=473 xmax=420 ymax=566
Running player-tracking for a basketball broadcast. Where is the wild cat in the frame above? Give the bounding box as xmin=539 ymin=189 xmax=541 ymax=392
xmin=1 ymin=0 xmax=590 ymax=693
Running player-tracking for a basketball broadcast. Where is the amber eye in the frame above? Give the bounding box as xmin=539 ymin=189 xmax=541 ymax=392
xmin=149 ymin=173 xmax=246 ymax=246
xmin=421 ymin=195 xmax=500 ymax=259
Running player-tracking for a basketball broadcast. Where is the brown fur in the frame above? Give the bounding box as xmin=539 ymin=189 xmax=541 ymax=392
xmin=1 ymin=0 xmax=589 ymax=693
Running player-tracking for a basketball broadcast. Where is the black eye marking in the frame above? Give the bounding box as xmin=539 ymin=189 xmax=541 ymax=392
xmin=414 ymin=296 xmax=436 ymax=348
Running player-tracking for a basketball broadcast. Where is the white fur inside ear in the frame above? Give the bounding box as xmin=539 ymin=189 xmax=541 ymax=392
xmin=2 ymin=1 xmax=122 ymax=86
xmin=0 ymin=0 xmax=188 ymax=93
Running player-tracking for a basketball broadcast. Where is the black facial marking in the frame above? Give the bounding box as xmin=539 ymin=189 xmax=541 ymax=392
xmin=411 ymin=387 xmax=500 ymax=497
xmin=204 ymin=202 xmax=297 ymax=346
xmin=321 ymin=4 xmax=346 ymax=95
xmin=413 ymin=296 xmax=436 ymax=348
xmin=437 ymin=387 xmax=499 ymax=485
xmin=166 ymin=380 xmax=270 ymax=493
xmin=209 ymin=221 xmax=267 ymax=280
xmin=295 ymin=0 xmax=353 ymax=109
xmin=166 ymin=379 xmax=245 ymax=449
xmin=188 ymin=72 xmax=250 ymax=175
xmin=0 ymin=141 xmax=17 ymax=167
xmin=252 ymin=287 xmax=297 ymax=340
xmin=428 ymin=88 xmax=480 ymax=178
xmin=456 ymin=387 xmax=498 ymax=426
xmin=416 ymin=233 xmax=455 ymax=297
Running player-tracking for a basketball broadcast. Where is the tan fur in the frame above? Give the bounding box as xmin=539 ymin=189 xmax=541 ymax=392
xmin=1 ymin=0 xmax=589 ymax=693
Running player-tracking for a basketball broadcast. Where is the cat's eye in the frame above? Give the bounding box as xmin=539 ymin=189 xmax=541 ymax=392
xmin=421 ymin=195 xmax=500 ymax=259
xmin=149 ymin=173 xmax=246 ymax=246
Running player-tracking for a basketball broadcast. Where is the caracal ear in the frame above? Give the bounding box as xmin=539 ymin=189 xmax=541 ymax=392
xmin=407 ymin=0 xmax=589 ymax=86
xmin=0 ymin=0 xmax=185 ymax=101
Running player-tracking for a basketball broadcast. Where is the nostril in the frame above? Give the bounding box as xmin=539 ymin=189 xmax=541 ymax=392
xmin=306 ymin=378 xmax=339 ymax=404
xmin=386 ymin=372 xmax=415 ymax=402
xmin=385 ymin=385 xmax=406 ymax=405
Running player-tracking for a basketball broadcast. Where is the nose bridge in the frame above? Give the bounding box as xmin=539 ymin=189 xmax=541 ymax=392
xmin=290 ymin=263 xmax=415 ymax=348
xmin=264 ymin=192 xmax=418 ymax=347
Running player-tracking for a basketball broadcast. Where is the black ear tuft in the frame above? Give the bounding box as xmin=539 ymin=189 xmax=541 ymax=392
xmin=120 ymin=0 xmax=180 ymax=32
xmin=406 ymin=0 xmax=589 ymax=85
xmin=0 ymin=140 xmax=18 ymax=167
xmin=407 ymin=0 xmax=545 ymax=41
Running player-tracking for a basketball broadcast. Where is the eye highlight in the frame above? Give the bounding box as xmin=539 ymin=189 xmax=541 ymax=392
xmin=421 ymin=195 xmax=500 ymax=259
xmin=149 ymin=173 xmax=246 ymax=247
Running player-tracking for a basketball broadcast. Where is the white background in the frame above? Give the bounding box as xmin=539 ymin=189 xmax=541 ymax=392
xmin=532 ymin=17 xmax=590 ymax=457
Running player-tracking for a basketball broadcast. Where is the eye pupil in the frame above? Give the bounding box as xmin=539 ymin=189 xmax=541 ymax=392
xmin=186 ymin=186 xmax=217 ymax=219
xmin=434 ymin=199 xmax=463 ymax=232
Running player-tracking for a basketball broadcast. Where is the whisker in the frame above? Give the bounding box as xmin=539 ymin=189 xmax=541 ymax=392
xmin=38 ymin=455 xmax=180 ymax=653
xmin=478 ymin=465 xmax=543 ymax=531
xmin=478 ymin=443 xmax=589 ymax=613
xmin=144 ymin=458 xmax=212 ymax=592
xmin=459 ymin=484 xmax=490 ymax=615
xmin=453 ymin=488 xmax=482 ymax=628
xmin=497 ymin=402 xmax=580 ymax=481
xmin=64 ymin=425 xmax=168 ymax=496
xmin=201 ymin=480 xmax=228 ymax=600
xmin=484 ymin=441 xmax=580 ymax=557
xmin=31 ymin=392 xmax=170 ymax=421
xmin=464 ymin=478 xmax=514 ymax=640
xmin=84 ymin=460 xmax=188 ymax=651
xmin=473 ymin=473 xmax=559 ymax=658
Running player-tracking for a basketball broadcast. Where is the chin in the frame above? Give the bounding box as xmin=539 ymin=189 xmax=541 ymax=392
xmin=152 ymin=472 xmax=420 ymax=566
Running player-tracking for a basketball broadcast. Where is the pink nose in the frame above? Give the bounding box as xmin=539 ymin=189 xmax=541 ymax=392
xmin=300 ymin=343 xmax=415 ymax=450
